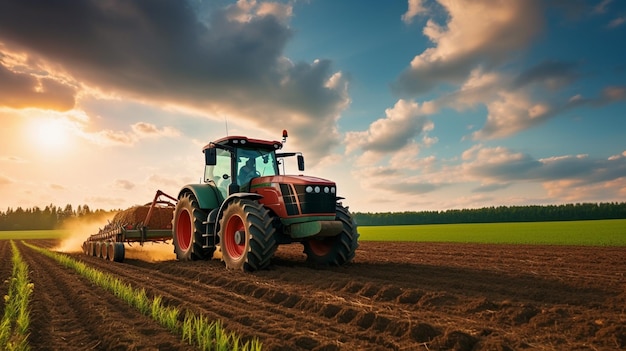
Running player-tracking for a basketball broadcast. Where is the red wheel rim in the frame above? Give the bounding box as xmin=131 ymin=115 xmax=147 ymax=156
xmin=308 ymin=238 xmax=333 ymax=256
xmin=176 ymin=209 xmax=192 ymax=251
xmin=224 ymin=215 xmax=245 ymax=259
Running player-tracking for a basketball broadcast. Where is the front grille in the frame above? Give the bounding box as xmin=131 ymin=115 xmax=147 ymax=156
xmin=293 ymin=185 xmax=336 ymax=215
xmin=280 ymin=184 xmax=300 ymax=216
xmin=279 ymin=183 xmax=336 ymax=216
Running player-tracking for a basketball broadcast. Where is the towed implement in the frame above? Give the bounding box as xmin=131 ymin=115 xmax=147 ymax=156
xmin=83 ymin=131 xmax=359 ymax=271
xmin=82 ymin=190 xmax=177 ymax=262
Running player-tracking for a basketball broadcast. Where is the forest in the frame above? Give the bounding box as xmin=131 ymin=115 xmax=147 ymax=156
xmin=352 ymin=202 xmax=626 ymax=226
xmin=1 ymin=202 xmax=625 ymax=231
xmin=0 ymin=204 xmax=115 ymax=231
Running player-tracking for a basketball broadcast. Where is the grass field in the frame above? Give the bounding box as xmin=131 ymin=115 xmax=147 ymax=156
xmin=358 ymin=219 xmax=626 ymax=246
xmin=0 ymin=229 xmax=70 ymax=240
xmin=1 ymin=219 xmax=625 ymax=246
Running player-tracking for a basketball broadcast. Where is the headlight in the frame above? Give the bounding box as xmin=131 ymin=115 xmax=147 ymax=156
xmin=306 ymin=186 xmax=313 ymax=193
xmin=314 ymin=186 xmax=320 ymax=193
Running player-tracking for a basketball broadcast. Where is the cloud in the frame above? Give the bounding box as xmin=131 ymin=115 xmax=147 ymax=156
xmin=0 ymin=174 xmax=14 ymax=185
xmin=472 ymin=183 xmax=511 ymax=193
xmin=131 ymin=122 xmax=181 ymax=138
xmin=351 ymin=144 xmax=626 ymax=203
xmin=402 ymin=0 xmax=427 ymax=24
xmin=607 ymin=16 xmax=626 ymax=28
xmin=49 ymin=184 xmax=65 ymax=190
xmin=0 ymin=0 xmax=349 ymax=164
xmin=0 ymin=61 xmax=76 ymax=111
xmin=0 ymin=156 xmax=28 ymax=163
xmin=114 ymin=179 xmax=135 ymax=190
xmin=461 ymin=145 xmax=542 ymax=180
xmin=512 ymin=60 xmax=579 ymax=90
xmin=393 ymin=0 xmax=543 ymax=96
xmin=566 ymin=86 xmax=626 ymax=108
xmin=70 ymin=117 xmax=182 ymax=147
xmin=469 ymin=90 xmax=552 ymax=140
xmin=437 ymin=66 xmax=623 ymax=140
xmin=345 ymin=99 xmax=434 ymax=155
xmin=462 ymin=146 xmax=626 ymax=186
xmin=593 ymin=0 xmax=613 ymax=14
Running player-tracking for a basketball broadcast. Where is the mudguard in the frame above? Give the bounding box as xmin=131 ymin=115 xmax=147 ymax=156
xmin=213 ymin=192 xmax=263 ymax=235
xmin=178 ymin=184 xmax=222 ymax=210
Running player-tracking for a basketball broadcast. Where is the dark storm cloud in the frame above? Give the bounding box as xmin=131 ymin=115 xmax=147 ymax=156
xmin=0 ymin=0 xmax=289 ymax=99
xmin=0 ymin=0 xmax=349 ymax=161
xmin=0 ymin=63 xmax=75 ymax=110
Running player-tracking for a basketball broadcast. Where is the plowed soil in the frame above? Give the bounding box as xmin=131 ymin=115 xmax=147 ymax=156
xmin=3 ymin=240 xmax=625 ymax=350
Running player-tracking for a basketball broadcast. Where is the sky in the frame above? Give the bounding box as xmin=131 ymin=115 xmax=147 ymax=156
xmin=0 ymin=0 xmax=625 ymax=214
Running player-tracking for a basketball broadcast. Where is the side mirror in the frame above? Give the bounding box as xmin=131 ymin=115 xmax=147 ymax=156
xmin=297 ymin=154 xmax=305 ymax=171
xmin=204 ymin=148 xmax=216 ymax=165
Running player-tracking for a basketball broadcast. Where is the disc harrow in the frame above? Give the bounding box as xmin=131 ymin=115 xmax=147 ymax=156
xmin=82 ymin=190 xmax=177 ymax=262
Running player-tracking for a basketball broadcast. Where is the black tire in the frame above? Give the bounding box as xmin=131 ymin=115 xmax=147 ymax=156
xmin=303 ymin=203 xmax=359 ymax=266
xmin=172 ymin=192 xmax=213 ymax=260
xmin=112 ymin=242 xmax=125 ymax=262
xmin=218 ymin=198 xmax=276 ymax=271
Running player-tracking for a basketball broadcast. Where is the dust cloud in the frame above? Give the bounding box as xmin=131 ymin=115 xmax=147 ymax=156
xmin=54 ymin=212 xmax=117 ymax=253
xmin=52 ymin=212 xmax=176 ymax=262
xmin=125 ymin=241 xmax=176 ymax=262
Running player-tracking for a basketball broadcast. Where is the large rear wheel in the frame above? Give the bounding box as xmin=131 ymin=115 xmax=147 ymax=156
xmin=172 ymin=193 xmax=213 ymax=260
xmin=218 ymin=198 xmax=276 ymax=271
xmin=303 ymin=203 xmax=359 ymax=266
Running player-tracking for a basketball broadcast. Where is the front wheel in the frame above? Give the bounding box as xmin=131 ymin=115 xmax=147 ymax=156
xmin=218 ymin=198 xmax=276 ymax=271
xmin=303 ymin=203 xmax=359 ymax=266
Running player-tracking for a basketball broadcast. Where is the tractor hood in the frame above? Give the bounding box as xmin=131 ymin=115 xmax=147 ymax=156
xmin=258 ymin=174 xmax=335 ymax=186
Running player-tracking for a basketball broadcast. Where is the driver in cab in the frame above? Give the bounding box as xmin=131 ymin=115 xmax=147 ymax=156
xmin=238 ymin=157 xmax=258 ymax=187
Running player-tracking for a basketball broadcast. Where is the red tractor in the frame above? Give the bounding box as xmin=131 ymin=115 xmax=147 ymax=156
xmin=171 ymin=132 xmax=359 ymax=271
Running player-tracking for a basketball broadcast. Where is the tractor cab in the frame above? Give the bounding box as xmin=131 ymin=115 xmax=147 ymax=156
xmin=203 ymin=135 xmax=304 ymax=199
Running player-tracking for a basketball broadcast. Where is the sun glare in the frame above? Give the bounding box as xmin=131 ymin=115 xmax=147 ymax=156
xmin=32 ymin=118 xmax=71 ymax=150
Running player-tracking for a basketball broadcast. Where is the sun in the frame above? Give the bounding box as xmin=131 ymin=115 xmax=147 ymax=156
xmin=32 ymin=117 xmax=71 ymax=150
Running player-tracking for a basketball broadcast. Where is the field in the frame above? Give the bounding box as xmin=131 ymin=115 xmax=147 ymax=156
xmin=1 ymin=221 xmax=625 ymax=350
xmin=358 ymin=219 xmax=626 ymax=245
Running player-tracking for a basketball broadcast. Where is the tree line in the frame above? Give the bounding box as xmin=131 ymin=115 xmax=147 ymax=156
xmin=0 ymin=204 xmax=116 ymax=231
xmin=2 ymin=202 xmax=625 ymax=231
xmin=353 ymin=202 xmax=626 ymax=226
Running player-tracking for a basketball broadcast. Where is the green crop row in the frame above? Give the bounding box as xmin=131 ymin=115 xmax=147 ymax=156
xmin=23 ymin=243 xmax=262 ymax=351
xmin=0 ymin=241 xmax=33 ymax=351
xmin=358 ymin=219 xmax=626 ymax=246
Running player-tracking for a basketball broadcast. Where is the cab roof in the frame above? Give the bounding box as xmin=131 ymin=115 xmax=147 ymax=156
xmin=202 ymin=135 xmax=283 ymax=152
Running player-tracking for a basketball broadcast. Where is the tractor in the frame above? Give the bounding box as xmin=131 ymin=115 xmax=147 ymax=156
xmin=171 ymin=132 xmax=359 ymax=271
